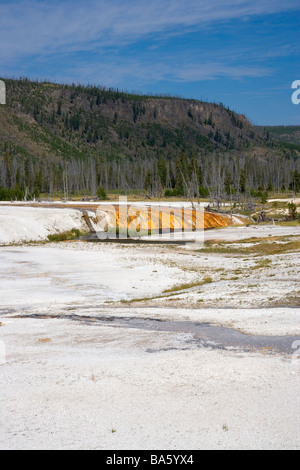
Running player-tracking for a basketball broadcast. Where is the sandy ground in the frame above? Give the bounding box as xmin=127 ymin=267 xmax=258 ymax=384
xmin=0 ymin=205 xmax=299 ymax=450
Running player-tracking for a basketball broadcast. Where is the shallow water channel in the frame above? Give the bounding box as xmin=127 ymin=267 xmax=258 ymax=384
xmin=12 ymin=312 xmax=299 ymax=355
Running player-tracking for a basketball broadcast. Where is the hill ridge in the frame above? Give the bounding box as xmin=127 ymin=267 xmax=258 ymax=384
xmin=0 ymin=78 xmax=299 ymax=199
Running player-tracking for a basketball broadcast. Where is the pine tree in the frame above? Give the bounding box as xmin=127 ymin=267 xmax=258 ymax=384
xmin=144 ymin=169 xmax=152 ymax=194
xmin=239 ymin=170 xmax=246 ymax=194
xmin=224 ymin=170 xmax=234 ymax=195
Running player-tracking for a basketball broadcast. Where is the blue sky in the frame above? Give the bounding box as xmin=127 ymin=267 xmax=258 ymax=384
xmin=0 ymin=0 xmax=299 ymax=125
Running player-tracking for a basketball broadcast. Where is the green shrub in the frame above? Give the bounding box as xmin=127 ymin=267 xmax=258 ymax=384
xmin=47 ymin=228 xmax=82 ymax=242
xmin=0 ymin=186 xmax=25 ymax=201
xmin=288 ymin=202 xmax=298 ymax=220
xmin=97 ymin=185 xmax=107 ymax=200
xmin=164 ymin=188 xmax=184 ymax=197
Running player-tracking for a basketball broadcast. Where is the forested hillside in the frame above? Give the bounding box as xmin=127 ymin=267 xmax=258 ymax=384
xmin=0 ymin=78 xmax=299 ymax=201
xmin=256 ymin=125 xmax=300 ymax=146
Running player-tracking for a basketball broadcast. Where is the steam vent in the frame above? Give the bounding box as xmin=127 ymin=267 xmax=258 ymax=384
xmin=92 ymin=204 xmax=249 ymax=235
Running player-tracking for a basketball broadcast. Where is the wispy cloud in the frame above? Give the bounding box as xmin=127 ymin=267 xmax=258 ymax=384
xmin=1 ymin=0 xmax=299 ymax=124
xmin=1 ymin=0 xmax=299 ymax=62
xmin=87 ymin=59 xmax=272 ymax=84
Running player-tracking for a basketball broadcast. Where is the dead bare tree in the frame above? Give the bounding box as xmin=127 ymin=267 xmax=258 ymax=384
xmin=178 ymin=166 xmax=195 ymax=209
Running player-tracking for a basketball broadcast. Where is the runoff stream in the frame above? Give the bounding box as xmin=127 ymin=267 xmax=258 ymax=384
xmin=9 ymin=311 xmax=300 ymax=356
